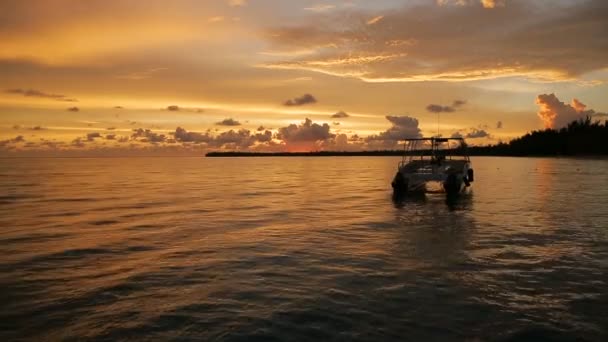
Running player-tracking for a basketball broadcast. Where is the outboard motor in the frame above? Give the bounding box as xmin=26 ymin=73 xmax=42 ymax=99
xmin=443 ymin=170 xmax=461 ymax=196
xmin=467 ymin=168 xmax=474 ymax=182
xmin=392 ymin=171 xmax=408 ymax=198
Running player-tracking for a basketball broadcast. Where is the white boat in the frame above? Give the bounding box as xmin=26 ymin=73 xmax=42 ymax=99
xmin=391 ymin=137 xmax=474 ymax=196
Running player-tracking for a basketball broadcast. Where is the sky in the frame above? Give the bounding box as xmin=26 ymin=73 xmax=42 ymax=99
xmin=1 ymin=0 xmax=607 ymax=156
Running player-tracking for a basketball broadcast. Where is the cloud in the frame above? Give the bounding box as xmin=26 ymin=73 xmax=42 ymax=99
xmin=437 ymin=0 xmax=506 ymax=8
xmin=254 ymin=130 xmax=273 ymax=143
xmin=276 ymin=118 xmax=334 ymax=143
xmin=535 ymin=93 xmax=606 ymax=129
xmin=366 ymin=15 xmax=384 ymax=25
xmin=331 ymin=111 xmax=350 ymax=118
xmin=67 ymin=106 xmax=79 ymax=112
xmin=174 ymin=127 xmax=212 ymax=144
xmin=71 ymin=138 xmax=86 ymax=148
xmin=114 ymin=106 xmax=123 ymax=109
xmin=304 ymin=4 xmax=336 ymax=12
xmin=167 ymin=105 xmax=180 ymax=111
xmin=496 ymin=121 xmax=503 ymax=129
xmin=257 ymin=126 xmax=266 ymax=131
xmin=105 ymin=134 xmax=116 ymax=140
xmin=216 ymin=118 xmax=241 ymax=126
xmin=173 ymin=126 xmax=272 ymax=148
xmin=283 ymin=93 xmax=317 ymax=106
xmin=5 ymin=88 xmax=77 ymax=102
xmin=116 ymin=67 xmax=167 ymax=80
xmin=366 ymin=116 xmax=422 ymax=145
xmin=0 ymin=135 xmax=25 ymax=147
xmin=465 ymin=128 xmax=490 ymax=138
xmin=131 ymin=128 xmax=166 ymax=143
xmin=264 ymin=1 xmax=608 ymax=82
xmin=86 ymin=132 xmax=102 ymax=141
xmin=426 ymin=100 xmax=466 ymax=113
xmin=427 ymin=104 xmax=454 ymax=113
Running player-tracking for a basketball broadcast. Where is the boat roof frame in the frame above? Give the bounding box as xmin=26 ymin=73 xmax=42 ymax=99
xmin=399 ymin=136 xmax=470 ymax=164
xmin=399 ymin=137 xmax=465 ymax=142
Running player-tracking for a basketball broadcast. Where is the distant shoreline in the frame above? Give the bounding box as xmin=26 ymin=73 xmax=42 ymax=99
xmin=205 ymin=150 xmax=607 ymax=158
xmin=208 ymin=118 xmax=608 ymax=158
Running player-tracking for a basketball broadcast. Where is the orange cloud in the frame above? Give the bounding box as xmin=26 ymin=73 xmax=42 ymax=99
xmin=536 ymin=94 xmax=605 ymax=129
xmin=265 ymin=1 xmax=608 ymax=82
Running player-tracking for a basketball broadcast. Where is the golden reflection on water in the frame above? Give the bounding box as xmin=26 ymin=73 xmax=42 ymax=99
xmin=1 ymin=156 xmax=607 ymax=340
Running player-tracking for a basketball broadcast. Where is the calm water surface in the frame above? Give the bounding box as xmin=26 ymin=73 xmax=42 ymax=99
xmin=1 ymin=156 xmax=607 ymax=341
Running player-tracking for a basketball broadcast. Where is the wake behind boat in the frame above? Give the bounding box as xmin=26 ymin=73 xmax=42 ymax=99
xmin=392 ymin=137 xmax=474 ymax=197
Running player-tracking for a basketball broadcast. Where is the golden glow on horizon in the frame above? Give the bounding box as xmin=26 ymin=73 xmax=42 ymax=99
xmin=0 ymin=0 xmax=606 ymax=155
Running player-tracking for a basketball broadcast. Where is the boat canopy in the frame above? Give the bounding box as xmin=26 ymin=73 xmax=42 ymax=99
xmin=398 ymin=137 xmax=464 ymax=142
xmin=398 ymin=137 xmax=470 ymax=165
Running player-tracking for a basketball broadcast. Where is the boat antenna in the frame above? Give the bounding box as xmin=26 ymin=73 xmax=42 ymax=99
xmin=437 ymin=113 xmax=440 ymax=137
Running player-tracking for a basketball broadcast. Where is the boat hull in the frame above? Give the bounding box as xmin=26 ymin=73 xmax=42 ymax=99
xmin=392 ymin=163 xmax=471 ymax=197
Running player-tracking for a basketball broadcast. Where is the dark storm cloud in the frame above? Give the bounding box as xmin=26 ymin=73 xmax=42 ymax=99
xmin=276 ymin=118 xmax=333 ymax=142
xmin=331 ymin=111 xmax=350 ymax=118
xmin=216 ymin=118 xmax=241 ymax=126
xmin=5 ymin=88 xmax=77 ymax=102
xmin=264 ymin=0 xmax=608 ymax=82
xmin=283 ymin=94 xmax=317 ymax=106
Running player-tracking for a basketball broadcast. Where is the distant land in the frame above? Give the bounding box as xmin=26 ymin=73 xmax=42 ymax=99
xmin=207 ymin=118 xmax=608 ymax=157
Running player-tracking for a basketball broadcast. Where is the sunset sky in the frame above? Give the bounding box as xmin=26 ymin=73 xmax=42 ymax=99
xmin=1 ymin=0 xmax=607 ymax=155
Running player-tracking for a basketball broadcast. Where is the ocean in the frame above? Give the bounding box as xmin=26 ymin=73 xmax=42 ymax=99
xmin=1 ymin=156 xmax=607 ymax=341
